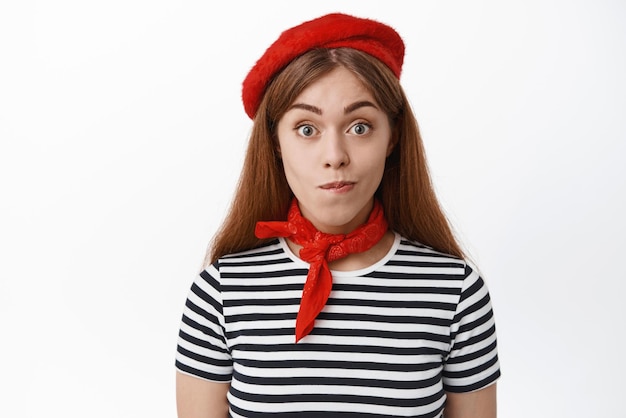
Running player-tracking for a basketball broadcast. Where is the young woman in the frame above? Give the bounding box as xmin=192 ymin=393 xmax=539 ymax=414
xmin=176 ymin=13 xmax=500 ymax=418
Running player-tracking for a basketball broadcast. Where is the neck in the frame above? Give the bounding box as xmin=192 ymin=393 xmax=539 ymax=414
xmin=298 ymin=200 xmax=375 ymax=235
xmin=285 ymin=230 xmax=395 ymax=271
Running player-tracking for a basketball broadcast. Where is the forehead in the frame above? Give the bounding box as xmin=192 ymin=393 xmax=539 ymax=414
xmin=292 ymin=67 xmax=375 ymax=106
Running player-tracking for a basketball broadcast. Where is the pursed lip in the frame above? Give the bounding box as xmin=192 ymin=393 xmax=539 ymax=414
xmin=319 ymin=181 xmax=356 ymax=190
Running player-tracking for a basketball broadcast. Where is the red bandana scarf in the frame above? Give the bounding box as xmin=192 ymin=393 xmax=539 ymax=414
xmin=255 ymin=199 xmax=388 ymax=343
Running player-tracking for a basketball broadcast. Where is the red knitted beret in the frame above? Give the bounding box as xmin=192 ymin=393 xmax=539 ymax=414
xmin=241 ymin=13 xmax=405 ymax=119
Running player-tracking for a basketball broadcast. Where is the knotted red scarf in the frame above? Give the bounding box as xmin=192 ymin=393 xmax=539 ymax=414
xmin=255 ymin=199 xmax=388 ymax=343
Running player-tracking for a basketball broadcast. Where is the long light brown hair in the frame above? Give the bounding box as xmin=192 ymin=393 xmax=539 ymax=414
xmin=206 ymin=48 xmax=463 ymax=266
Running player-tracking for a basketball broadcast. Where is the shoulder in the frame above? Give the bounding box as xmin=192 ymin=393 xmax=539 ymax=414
xmin=217 ymin=239 xmax=285 ymax=266
xmin=199 ymin=240 xmax=287 ymax=282
xmin=210 ymin=239 xmax=303 ymax=282
xmin=382 ymin=235 xmax=488 ymax=296
xmin=391 ymin=236 xmax=468 ymax=272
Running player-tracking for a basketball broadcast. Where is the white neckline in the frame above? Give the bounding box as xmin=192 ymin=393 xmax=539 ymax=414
xmin=278 ymin=231 xmax=401 ymax=277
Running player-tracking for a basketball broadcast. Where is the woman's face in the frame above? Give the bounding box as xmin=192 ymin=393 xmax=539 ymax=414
xmin=276 ymin=66 xmax=394 ymax=234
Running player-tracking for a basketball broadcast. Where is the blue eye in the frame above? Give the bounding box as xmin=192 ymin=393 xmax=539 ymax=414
xmin=350 ymin=122 xmax=371 ymax=135
xmin=296 ymin=124 xmax=316 ymax=137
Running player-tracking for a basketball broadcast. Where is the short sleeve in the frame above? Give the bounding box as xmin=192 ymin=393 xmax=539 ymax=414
xmin=443 ymin=264 xmax=501 ymax=392
xmin=175 ymin=262 xmax=233 ymax=382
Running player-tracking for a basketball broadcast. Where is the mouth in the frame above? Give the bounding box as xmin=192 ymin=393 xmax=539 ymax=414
xmin=320 ymin=181 xmax=356 ymax=192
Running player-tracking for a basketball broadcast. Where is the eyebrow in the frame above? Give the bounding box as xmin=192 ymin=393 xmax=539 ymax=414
xmin=344 ymin=100 xmax=379 ymax=114
xmin=289 ymin=103 xmax=322 ymax=115
xmin=287 ymin=100 xmax=379 ymax=115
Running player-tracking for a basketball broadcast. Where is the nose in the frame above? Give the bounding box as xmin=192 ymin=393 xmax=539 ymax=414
xmin=322 ymin=130 xmax=350 ymax=168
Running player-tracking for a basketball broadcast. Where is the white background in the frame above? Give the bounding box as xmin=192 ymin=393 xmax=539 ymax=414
xmin=1 ymin=1 xmax=625 ymax=417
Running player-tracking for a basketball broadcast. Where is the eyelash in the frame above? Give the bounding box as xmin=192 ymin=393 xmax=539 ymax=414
xmin=295 ymin=124 xmax=317 ymax=137
xmin=294 ymin=122 xmax=373 ymax=138
xmin=349 ymin=122 xmax=372 ymax=135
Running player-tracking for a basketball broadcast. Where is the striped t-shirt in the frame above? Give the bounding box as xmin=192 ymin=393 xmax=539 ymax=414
xmin=176 ymin=232 xmax=500 ymax=417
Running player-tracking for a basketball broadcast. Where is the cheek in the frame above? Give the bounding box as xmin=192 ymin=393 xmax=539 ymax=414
xmin=364 ymin=147 xmax=391 ymax=173
xmin=279 ymin=140 xmax=310 ymax=167
xmin=280 ymin=148 xmax=308 ymax=185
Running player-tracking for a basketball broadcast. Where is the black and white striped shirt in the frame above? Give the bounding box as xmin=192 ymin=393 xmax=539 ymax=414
xmin=176 ymin=233 xmax=500 ymax=417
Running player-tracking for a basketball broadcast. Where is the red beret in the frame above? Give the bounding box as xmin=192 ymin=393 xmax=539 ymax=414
xmin=241 ymin=13 xmax=405 ymax=119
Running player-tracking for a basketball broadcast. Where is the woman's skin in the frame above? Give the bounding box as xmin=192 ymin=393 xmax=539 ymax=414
xmin=176 ymin=66 xmax=497 ymax=418
xmin=444 ymin=384 xmax=497 ymax=418
xmin=176 ymin=373 xmax=229 ymax=418
xmin=276 ymin=66 xmax=397 ymax=271
xmin=275 ymin=66 xmax=394 ymax=237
